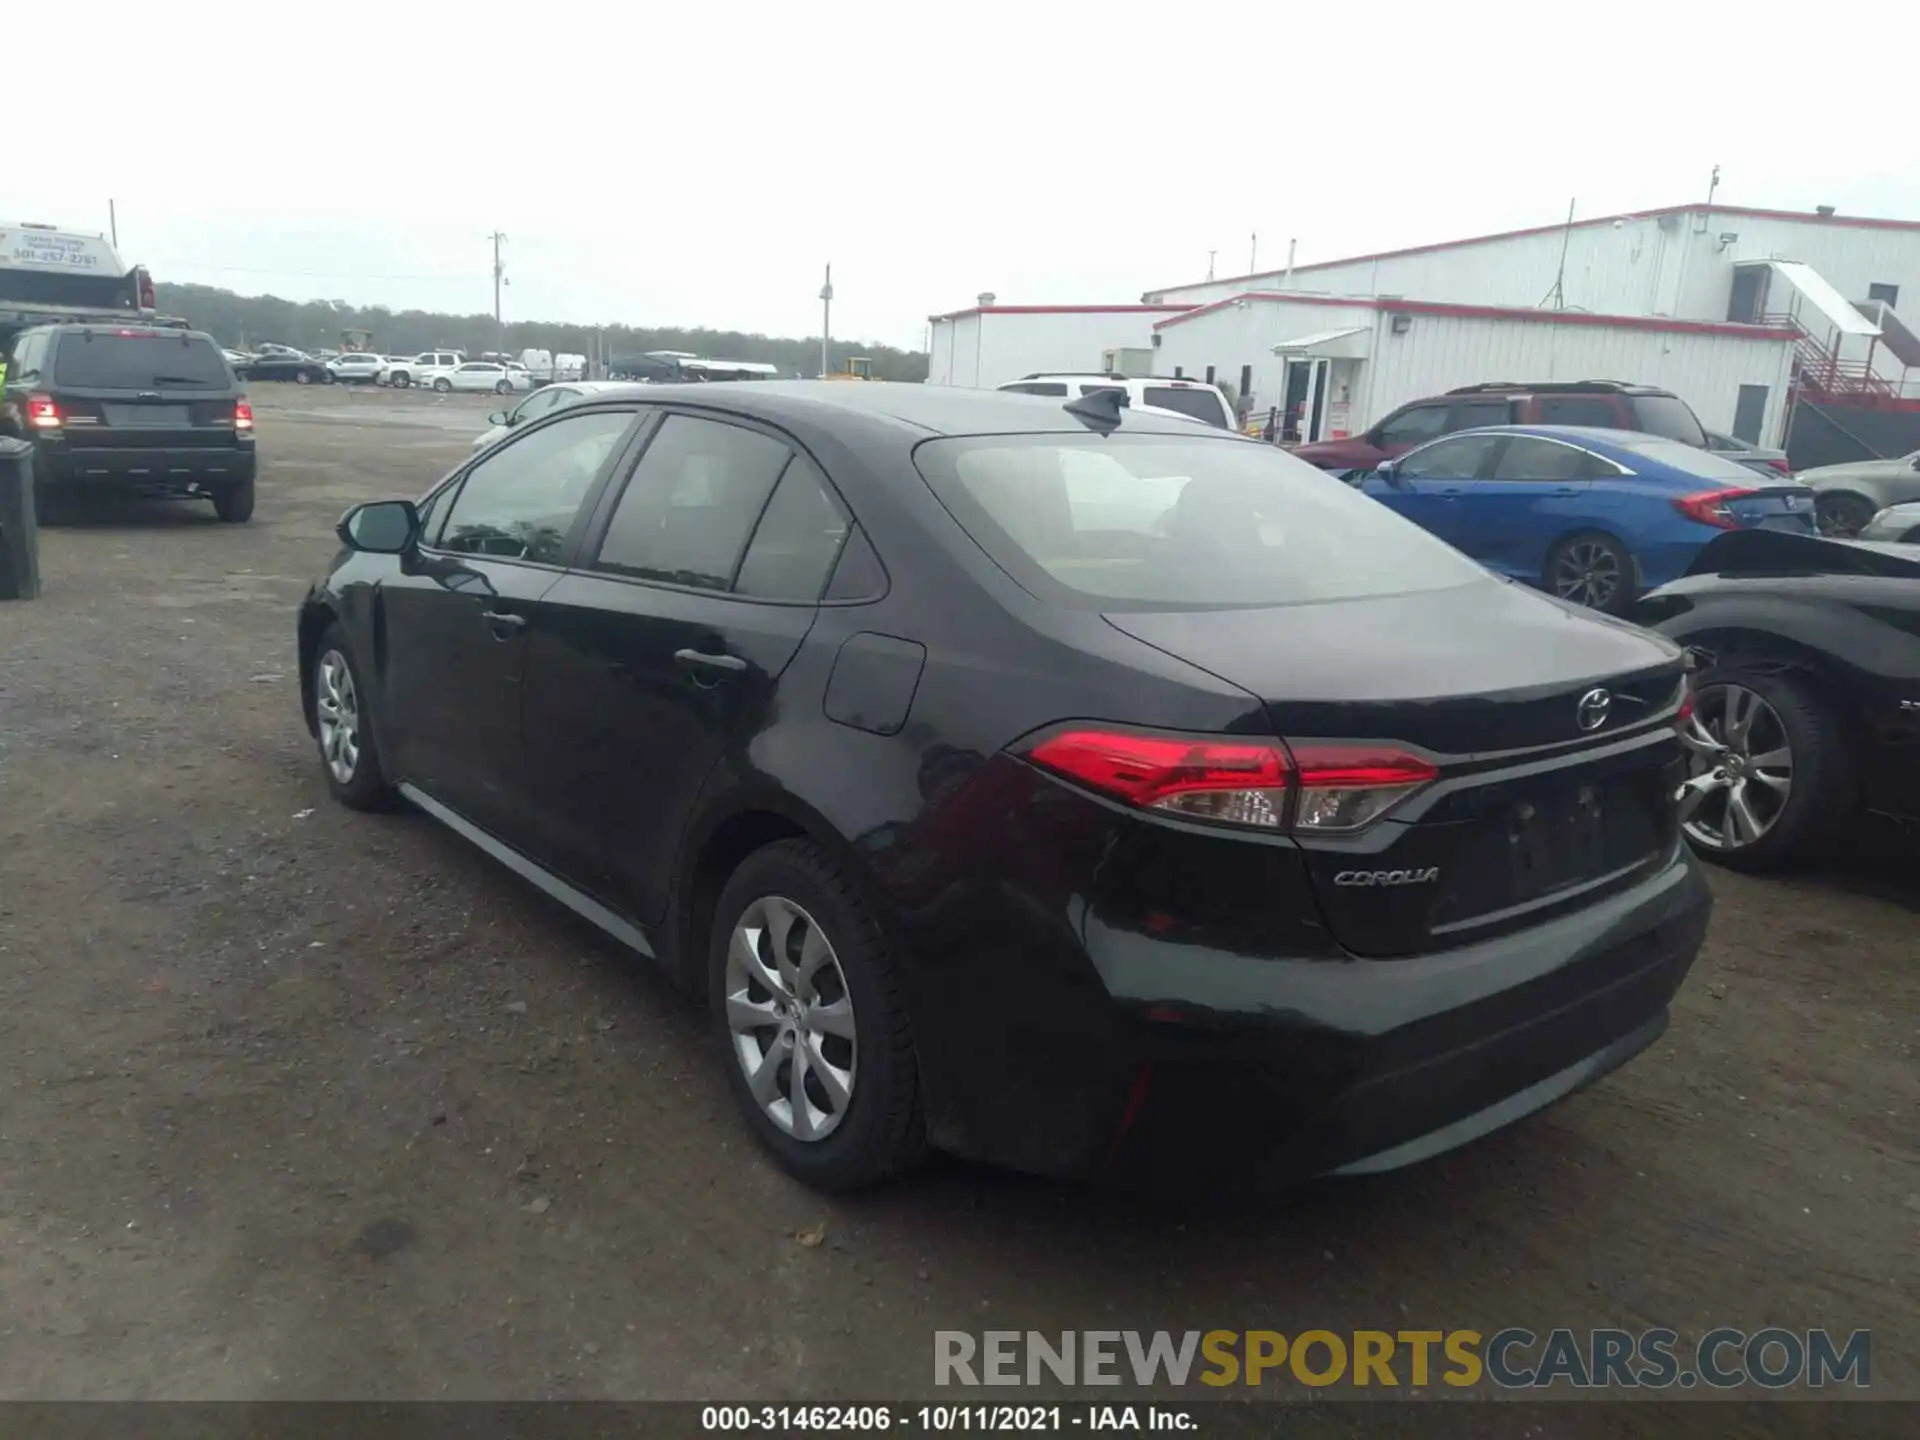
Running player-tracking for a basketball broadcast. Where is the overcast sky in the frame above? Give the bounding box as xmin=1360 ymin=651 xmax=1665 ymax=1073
xmin=14 ymin=2 xmax=1917 ymax=351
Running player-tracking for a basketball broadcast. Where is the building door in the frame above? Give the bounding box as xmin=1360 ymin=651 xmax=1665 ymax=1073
xmin=1282 ymin=358 xmax=1331 ymax=442
xmin=1732 ymin=385 xmax=1769 ymax=444
xmin=1728 ymin=268 xmax=1767 ymax=323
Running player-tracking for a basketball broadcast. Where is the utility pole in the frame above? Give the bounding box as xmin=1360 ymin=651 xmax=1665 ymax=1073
xmin=108 ymin=200 xmax=118 ymax=248
xmin=1250 ymin=233 xmax=1258 ymax=274
xmin=490 ymin=231 xmax=508 ymax=350
xmin=1206 ymin=250 xmax=1216 ymax=281
xmin=819 ymin=263 xmax=834 ymax=378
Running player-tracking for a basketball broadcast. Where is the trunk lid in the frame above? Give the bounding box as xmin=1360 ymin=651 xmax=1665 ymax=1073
xmin=1106 ymin=581 xmax=1688 ymax=956
xmin=1716 ymin=484 xmax=1817 ymax=531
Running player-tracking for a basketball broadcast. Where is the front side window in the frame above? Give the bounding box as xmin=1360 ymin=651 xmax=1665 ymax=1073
xmin=1142 ymin=386 xmax=1229 ymax=427
xmin=436 ymin=409 xmax=634 ymax=564
xmin=592 ymin=414 xmax=794 ymax=590
xmin=1398 ymin=433 xmax=1503 ymax=481
xmin=914 ymin=434 xmax=1488 ymax=610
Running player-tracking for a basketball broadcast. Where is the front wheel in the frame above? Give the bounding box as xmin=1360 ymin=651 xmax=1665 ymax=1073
xmin=391 ymin=373 xmax=411 ymax=388
xmin=294 ymin=370 xmax=312 ymax=386
xmin=312 ymin=628 xmax=396 ymax=811
xmin=1546 ymin=531 xmax=1635 ymax=615
xmin=1677 ymin=665 xmax=1853 ymax=871
xmin=432 ymin=378 xmax=452 ymax=393
xmin=709 ymin=839 xmax=924 ymax=1191
xmin=495 ymin=380 xmax=512 ymax=394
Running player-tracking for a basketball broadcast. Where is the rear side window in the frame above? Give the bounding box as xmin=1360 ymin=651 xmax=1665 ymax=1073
xmin=1629 ymin=394 xmax=1707 ymax=447
xmin=1001 ymin=382 xmax=1069 ymax=397
xmin=8 ymin=331 xmax=49 ymax=384
xmin=593 ymin=414 xmax=793 ymax=590
xmin=1142 ymin=386 xmax=1229 ymax=427
xmin=914 ymin=434 xmax=1488 ymax=610
xmin=53 ymin=332 xmax=231 ymax=390
xmin=733 ymin=455 xmax=851 ymax=601
xmin=1537 ymin=396 xmax=1619 ymax=427
xmin=1444 ymin=401 xmax=1512 ymax=430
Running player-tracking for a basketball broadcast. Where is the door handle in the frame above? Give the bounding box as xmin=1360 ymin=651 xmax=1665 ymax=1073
xmin=674 ymin=648 xmax=747 ymax=679
xmin=480 ymin=609 xmax=527 ymax=632
xmin=1440 ymin=488 xmax=1465 ymax=499
xmin=1551 ymin=487 xmax=1580 ymax=497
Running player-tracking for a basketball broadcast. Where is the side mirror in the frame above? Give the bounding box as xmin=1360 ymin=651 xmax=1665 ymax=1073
xmin=487 ymin=410 xmax=509 ymax=426
xmin=337 ymin=499 xmax=420 ymax=554
xmin=1375 ymin=458 xmax=1405 ymax=487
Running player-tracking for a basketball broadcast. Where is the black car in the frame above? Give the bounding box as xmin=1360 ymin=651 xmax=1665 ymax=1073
xmin=1637 ymin=529 xmax=1920 ymax=869
xmin=0 ymin=323 xmax=256 ymax=522
xmin=240 ymin=349 xmax=332 ymax=385
xmin=298 ymin=382 xmax=1711 ymax=1192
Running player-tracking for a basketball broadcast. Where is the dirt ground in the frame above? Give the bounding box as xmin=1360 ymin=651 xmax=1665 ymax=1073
xmin=0 ymin=383 xmax=1914 ymax=1412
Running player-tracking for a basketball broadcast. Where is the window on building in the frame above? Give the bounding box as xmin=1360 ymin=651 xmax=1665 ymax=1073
xmin=1867 ymin=282 xmax=1900 ymax=309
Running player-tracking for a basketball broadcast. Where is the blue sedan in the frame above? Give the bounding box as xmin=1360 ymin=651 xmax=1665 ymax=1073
xmin=1357 ymin=426 xmax=1816 ymax=613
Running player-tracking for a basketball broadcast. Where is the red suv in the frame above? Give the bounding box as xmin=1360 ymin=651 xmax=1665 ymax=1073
xmin=1290 ymin=381 xmax=1710 ymax=471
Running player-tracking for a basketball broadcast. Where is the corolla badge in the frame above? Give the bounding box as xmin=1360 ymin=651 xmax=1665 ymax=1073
xmin=1333 ymin=868 xmax=1440 ymax=887
xmin=1576 ymin=687 xmax=1612 ymax=732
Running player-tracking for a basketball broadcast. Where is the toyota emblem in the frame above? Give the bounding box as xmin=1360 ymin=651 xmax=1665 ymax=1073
xmin=1576 ymin=687 xmax=1612 ymax=732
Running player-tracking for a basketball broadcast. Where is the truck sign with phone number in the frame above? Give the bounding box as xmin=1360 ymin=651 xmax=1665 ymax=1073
xmin=0 ymin=228 xmax=112 ymax=270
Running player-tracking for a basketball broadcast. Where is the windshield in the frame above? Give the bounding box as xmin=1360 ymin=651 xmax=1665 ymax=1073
xmin=913 ymin=433 xmax=1491 ymax=610
xmin=1628 ymin=394 xmax=1707 ymax=447
xmin=53 ymin=332 xmax=230 ymax=390
xmin=1141 ymin=386 xmax=1229 ymax=428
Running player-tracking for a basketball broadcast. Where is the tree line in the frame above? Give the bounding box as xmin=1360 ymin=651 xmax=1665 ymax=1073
xmin=151 ymin=282 xmax=930 ymax=381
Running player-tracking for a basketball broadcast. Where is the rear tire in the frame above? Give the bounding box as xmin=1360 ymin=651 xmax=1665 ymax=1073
xmin=432 ymin=378 xmax=452 ymax=393
xmin=391 ymin=372 xmax=411 ymax=388
xmin=295 ymin=371 xmax=312 ymax=386
xmin=1545 ymin=530 xmax=1635 ymax=615
xmin=1679 ymin=663 xmax=1854 ymax=872
xmin=213 ymin=478 xmax=255 ymax=523
xmin=708 ymin=839 xmax=925 ymax=1192
xmin=495 ymin=380 xmax=512 ymax=394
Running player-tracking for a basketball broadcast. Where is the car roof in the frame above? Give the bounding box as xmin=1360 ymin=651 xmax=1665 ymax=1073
xmin=1014 ymin=374 xmax=1225 ymax=391
xmin=565 ymin=380 xmax=1223 ymax=437
xmin=1438 ymin=424 xmax=1682 ymax=449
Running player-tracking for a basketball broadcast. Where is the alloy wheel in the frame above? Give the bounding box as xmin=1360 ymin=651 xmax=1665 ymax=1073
xmin=1552 ymin=540 xmax=1623 ymax=610
xmin=1816 ymin=494 xmax=1874 ymax=539
xmin=315 ymin=649 xmax=362 ymax=784
xmin=1677 ymin=683 xmax=1794 ymax=850
xmin=724 ymin=895 xmax=857 ymax=1142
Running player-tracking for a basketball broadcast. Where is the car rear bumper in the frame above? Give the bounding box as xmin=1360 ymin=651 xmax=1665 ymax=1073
xmin=37 ymin=443 xmax=256 ymax=489
xmin=909 ymin=834 xmax=1711 ymax=1188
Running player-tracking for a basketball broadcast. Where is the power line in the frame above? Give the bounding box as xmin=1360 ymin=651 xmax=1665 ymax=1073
xmin=155 ymin=262 xmax=475 ymax=282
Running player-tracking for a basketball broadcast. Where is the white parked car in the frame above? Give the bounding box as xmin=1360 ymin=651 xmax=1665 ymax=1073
xmin=326 ymin=352 xmax=386 ymax=384
xmin=434 ymin=360 xmax=532 ymax=394
xmin=470 ymin=380 xmax=633 ymax=450
xmin=382 ymin=350 xmax=464 ymax=388
xmin=997 ymin=373 xmax=1237 ymax=430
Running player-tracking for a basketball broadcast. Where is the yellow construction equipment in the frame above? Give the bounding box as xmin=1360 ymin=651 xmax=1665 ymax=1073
xmin=823 ymin=356 xmax=875 ymax=381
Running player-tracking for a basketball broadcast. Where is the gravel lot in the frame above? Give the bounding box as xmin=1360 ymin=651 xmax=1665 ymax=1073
xmin=1 ymin=384 xmax=1914 ymax=1416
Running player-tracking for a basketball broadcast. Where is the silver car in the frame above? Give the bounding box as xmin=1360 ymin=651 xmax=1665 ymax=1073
xmin=1859 ymin=501 xmax=1920 ymax=544
xmin=1702 ymin=429 xmax=1792 ymax=479
xmin=1793 ymin=447 xmax=1920 ymax=537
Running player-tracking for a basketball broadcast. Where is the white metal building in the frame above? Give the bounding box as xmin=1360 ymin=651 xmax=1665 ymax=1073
xmin=1151 ymin=294 xmax=1797 ymax=444
xmin=1141 ymin=204 xmax=1920 ymax=400
xmin=925 ymin=304 xmax=1192 ymax=389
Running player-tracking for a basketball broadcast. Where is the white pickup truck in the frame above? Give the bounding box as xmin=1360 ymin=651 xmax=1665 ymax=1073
xmin=381 ymin=350 xmax=464 ymax=388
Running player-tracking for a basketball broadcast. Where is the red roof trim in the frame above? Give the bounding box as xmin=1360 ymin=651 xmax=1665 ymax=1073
xmin=1142 ymin=203 xmax=1920 ymax=299
xmin=1152 ymin=292 xmax=1798 ymax=343
xmin=928 ymin=303 xmax=1194 ymax=323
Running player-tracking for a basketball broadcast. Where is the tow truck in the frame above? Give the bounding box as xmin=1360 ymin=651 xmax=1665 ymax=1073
xmin=0 ymin=222 xmax=176 ymax=373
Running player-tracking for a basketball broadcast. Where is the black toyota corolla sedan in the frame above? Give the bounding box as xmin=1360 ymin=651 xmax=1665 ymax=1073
xmin=298 ymin=381 xmax=1712 ymax=1192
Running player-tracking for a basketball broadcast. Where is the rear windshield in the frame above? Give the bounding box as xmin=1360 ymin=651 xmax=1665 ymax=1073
xmin=1142 ymin=386 xmax=1229 ymax=427
xmin=1618 ymin=436 xmax=1773 ymax=484
xmin=913 ymin=433 xmax=1490 ymax=610
xmin=53 ymin=332 xmax=230 ymax=390
xmin=1628 ymin=394 xmax=1707 ymax=447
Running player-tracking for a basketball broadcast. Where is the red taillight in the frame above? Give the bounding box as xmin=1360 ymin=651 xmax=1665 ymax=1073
xmin=1673 ymin=487 xmax=1754 ymax=530
xmin=234 ymin=398 xmax=254 ymax=431
xmin=26 ymin=394 xmax=61 ymax=429
xmin=1021 ymin=728 xmax=1436 ymax=834
xmin=1674 ymin=674 xmax=1696 ymax=731
xmin=1766 ymin=457 xmax=1792 ymax=475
